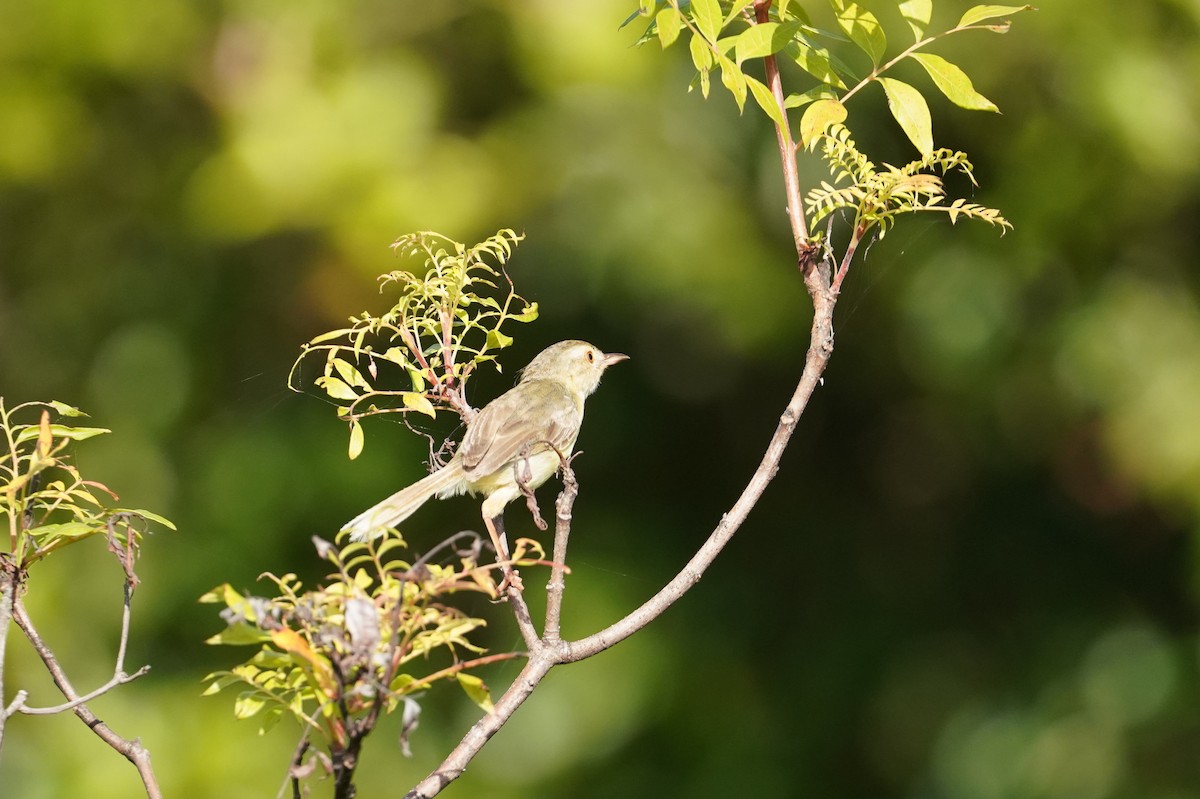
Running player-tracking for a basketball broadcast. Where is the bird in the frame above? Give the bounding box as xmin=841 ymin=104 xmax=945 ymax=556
xmin=343 ymin=340 xmax=628 ymax=577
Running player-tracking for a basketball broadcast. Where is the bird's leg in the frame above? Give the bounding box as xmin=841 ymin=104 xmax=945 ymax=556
xmin=515 ymin=450 xmax=548 ymax=531
xmin=485 ymin=513 xmax=523 ymax=594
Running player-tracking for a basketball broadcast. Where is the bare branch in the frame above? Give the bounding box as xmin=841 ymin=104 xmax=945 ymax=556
xmin=404 ymin=653 xmax=556 ymax=799
xmin=11 ymin=596 xmax=162 ymax=799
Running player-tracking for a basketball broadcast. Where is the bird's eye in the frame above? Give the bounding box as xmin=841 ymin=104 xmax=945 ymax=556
xmin=585 ymin=350 xmax=595 ymax=363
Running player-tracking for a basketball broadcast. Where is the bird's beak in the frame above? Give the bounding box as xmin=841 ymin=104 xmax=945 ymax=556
xmin=603 ymin=352 xmax=629 ymax=368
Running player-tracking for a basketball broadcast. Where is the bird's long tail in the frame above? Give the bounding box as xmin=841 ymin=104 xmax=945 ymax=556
xmin=344 ymin=462 xmax=466 ymax=542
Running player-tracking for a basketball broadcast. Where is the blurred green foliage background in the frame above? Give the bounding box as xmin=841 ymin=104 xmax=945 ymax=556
xmin=2 ymin=1 xmax=1199 ymax=797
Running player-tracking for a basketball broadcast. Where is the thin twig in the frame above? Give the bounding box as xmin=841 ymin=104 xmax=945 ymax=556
xmin=543 ymin=460 xmax=578 ymax=643
xmin=12 ymin=596 xmax=162 ymax=799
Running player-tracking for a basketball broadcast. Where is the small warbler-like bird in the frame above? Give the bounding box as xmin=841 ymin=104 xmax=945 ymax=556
xmin=343 ymin=340 xmax=627 ymax=551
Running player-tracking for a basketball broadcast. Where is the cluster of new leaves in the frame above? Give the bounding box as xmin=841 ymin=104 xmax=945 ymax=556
xmin=634 ymin=0 xmax=1033 ymax=155
xmin=289 ymin=229 xmax=538 ymax=460
xmin=0 ymin=399 xmax=174 ymax=568
xmin=805 ymin=123 xmax=1010 ymax=236
xmin=201 ymin=533 xmax=547 ymax=769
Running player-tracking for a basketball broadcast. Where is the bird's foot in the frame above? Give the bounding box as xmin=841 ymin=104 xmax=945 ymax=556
xmin=496 ymin=568 xmax=524 ymax=596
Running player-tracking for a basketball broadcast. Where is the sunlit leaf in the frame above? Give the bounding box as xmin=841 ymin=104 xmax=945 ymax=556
xmin=206 ymin=623 xmax=274 ymax=646
xmin=485 ymin=328 xmax=513 ymax=350
xmin=789 ymin=40 xmax=849 ymax=88
xmin=690 ymin=0 xmax=722 ymax=41
xmin=734 ymin=21 xmax=802 ymax=62
xmin=456 ymin=672 xmax=494 ymax=713
xmin=47 ymin=401 xmax=88 ymax=417
xmin=332 ymin=358 xmax=371 ymax=390
xmin=957 ymin=4 xmax=1034 ymax=27
xmin=800 ymin=98 xmax=848 ymax=147
xmin=314 ymin=376 xmax=358 ymax=401
xmin=910 ymin=53 xmax=999 ymax=112
xmin=878 ymin=77 xmax=933 ymax=155
xmin=656 ymin=6 xmax=684 ymax=47
xmin=348 ymin=419 xmax=365 ymax=460
xmin=117 ymin=508 xmax=177 ymax=530
xmin=746 ymin=75 xmax=786 ymax=127
xmin=14 ymin=425 xmax=111 ymax=444
xmin=402 ymin=392 xmax=437 ymax=418
xmin=829 ymin=0 xmax=886 ymax=64
xmin=899 ymin=0 xmax=932 ymax=41
xmin=718 ymin=54 xmax=748 ymax=111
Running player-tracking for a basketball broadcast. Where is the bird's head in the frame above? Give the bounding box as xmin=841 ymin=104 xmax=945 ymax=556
xmin=519 ymin=340 xmax=628 ymax=397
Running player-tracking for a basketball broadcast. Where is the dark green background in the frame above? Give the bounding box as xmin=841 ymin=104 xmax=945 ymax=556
xmin=2 ymin=1 xmax=1198 ymax=797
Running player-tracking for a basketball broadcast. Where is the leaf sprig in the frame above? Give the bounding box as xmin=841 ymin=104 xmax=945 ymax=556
xmin=201 ymin=532 xmax=545 ymax=762
xmin=805 ymin=123 xmax=1011 ymax=237
xmin=1 ymin=398 xmax=175 ymax=567
xmin=632 ymin=0 xmax=1034 ymax=157
xmin=288 ymin=229 xmax=538 ymax=459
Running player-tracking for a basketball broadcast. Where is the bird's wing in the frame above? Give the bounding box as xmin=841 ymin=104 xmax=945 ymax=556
xmin=459 ymin=380 xmax=582 ymax=477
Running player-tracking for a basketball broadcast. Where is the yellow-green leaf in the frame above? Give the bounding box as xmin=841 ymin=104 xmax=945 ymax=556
xmin=734 ymin=22 xmax=802 ymax=62
xmin=957 ymin=4 xmax=1035 ymax=27
xmin=718 ymin=54 xmax=747 ymax=111
xmin=799 ymin=98 xmax=848 ymax=147
xmin=332 ymin=358 xmax=371 ymax=390
xmin=690 ymin=0 xmax=722 ymax=42
xmin=898 ymin=0 xmax=932 ymax=42
xmin=656 ymin=6 xmax=684 ymax=47
xmin=315 ymin=376 xmax=358 ymax=401
xmin=877 ymin=77 xmax=932 ymax=155
xmin=830 ymin=0 xmax=886 ymax=64
xmin=402 ymin=392 xmax=436 ymax=418
xmin=746 ymin=75 xmax=786 ymax=127
xmin=910 ymin=53 xmax=999 ymax=112
xmin=348 ymin=420 xmax=365 ymax=460
xmin=456 ymin=672 xmax=494 ymax=713
xmin=791 ymin=41 xmax=847 ymax=88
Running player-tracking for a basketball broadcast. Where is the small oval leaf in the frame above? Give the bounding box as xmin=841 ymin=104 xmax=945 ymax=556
xmin=402 ymin=392 xmax=437 ymax=418
xmin=877 ymin=77 xmax=933 ymax=155
xmin=800 ymin=98 xmax=848 ymax=147
xmin=348 ymin=420 xmax=365 ymax=460
xmin=957 ymin=4 xmax=1035 ymax=28
xmin=910 ymin=53 xmax=998 ymax=112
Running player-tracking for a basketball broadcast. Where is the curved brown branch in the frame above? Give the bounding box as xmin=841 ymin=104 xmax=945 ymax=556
xmin=12 ymin=596 xmax=161 ymax=799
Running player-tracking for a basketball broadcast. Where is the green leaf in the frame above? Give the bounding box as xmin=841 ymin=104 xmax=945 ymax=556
xmin=117 ymin=508 xmax=177 ymax=530
xmin=799 ymin=98 xmax=848 ymax=147
xmin=829 ymin=0 xmax=886 ymax=64
xmin=456 ymin=672 xmax=494 ymax=713
xmin=205 ymin=623 xmax=274 ymax=646
xmin=234 ymin=691 xmax=268 ymax=719
xmin=691 ymin=0 xmax=722 ymax=42
xmin=734 ymin=22 xmax=801 ymax=62
xmin=718 ymin=54 xmax=747 ymax=111
xmin=899 ymin=0 xmax=932 ymax=41
xmin=785 ymin=86 xmax=841 ymax=108
xmin=878 ymin=77 xmax=933 ymax=155
xmin=332 ymin=358 xmax=371 ymax=390
xmin=47 ymin=401 xmax=88 ymax=417
xmin=402 ymin=392 xmax=437 ymax=418
xmin=14 ymin=425 xmax=110 ymax=444
xmin=910 ymin=53 xmax=999 ymax=112
xmin=957 ymin=4 xmax=1034 ymax=27
xmin=314 ymin=376 xmax=358 ymax=401
xmin=789 ymin=40 xmax=848 ymax=88
xmin=656 ymin=6 xmax=684 ymax=47
xmin=689 ymin=33 xmax=713 ymax=96
xmin=510 ymin=301 xmax=539 ymax=323
xmin=26 ymin=522 xmax=96 ymax=542
xmin=485 ymin=328 xmax=513 ymax=350
xmin=348 ymin=420 xmax=365 ymax=460
xmin=723 ymin=0 xmax=755 ymax=26
xmin=746 ymin=75 xmax=786 ymax=127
